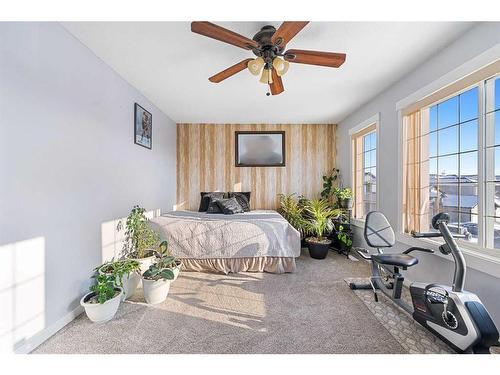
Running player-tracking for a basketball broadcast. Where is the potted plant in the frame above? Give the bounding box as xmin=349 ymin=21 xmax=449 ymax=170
xmin=80 ymin=274 xmax=122 ymax=323
xmin=96 ymin=259 xmax=141 ymax=300
xmin=142 ymin=257 xmax=175 ymax=304
xmin=303 ymin=199 xmax=341 ymax=259
xmin=321 ymin=168 xmax=341 ymax=206
xmin=158 ymin=240 xmax=182 ymax=281
xmin=333 ymin=187 xmax=353 ymax=209
xmin=117 ymin=205 xmax=161 ymax=274
xmin=277 ymin=193 xmax=311 ymax=246
xmin=337 ymin=225 xmax=353 ymax=253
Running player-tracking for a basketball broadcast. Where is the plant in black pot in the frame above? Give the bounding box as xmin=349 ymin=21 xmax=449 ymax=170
xmin=336 ymin=225 xmax=353 ymax=253
xmin=303 ymin=199 xmax=341 ymax=259
xmin=333 ymin=187 xmax=353 ymax=209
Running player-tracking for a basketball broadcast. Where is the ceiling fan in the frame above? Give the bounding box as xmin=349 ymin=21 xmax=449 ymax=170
xmin=191 ymin=21 xmax=346 ymax=96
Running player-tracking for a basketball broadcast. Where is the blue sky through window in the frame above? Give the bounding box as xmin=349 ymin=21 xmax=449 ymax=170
xmin=425 ymin=77 xmax=499 ymax=244
xmin=430 ymin=87 xmax=479 ymax=176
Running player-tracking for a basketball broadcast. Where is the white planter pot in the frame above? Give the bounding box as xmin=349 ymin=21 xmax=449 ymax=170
xmin=171 ymin=261 xmax=182 ymax=281
xmin=80 ymin=287 xmax=122 ymax=323
xmin=117 ymin=272 xmax=140 ymax=300
xmin=129 ymin=251 xmax=158 ymax=275
xmin=142 ymin=278 xmax=171 ymax=304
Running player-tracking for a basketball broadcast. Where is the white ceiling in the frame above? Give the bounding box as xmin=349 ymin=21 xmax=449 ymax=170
xmin=62 ymin=22 xmax=474 ymax=124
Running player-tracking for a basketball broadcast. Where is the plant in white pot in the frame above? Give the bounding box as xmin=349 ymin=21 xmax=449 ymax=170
xmin=117 ymin=205 xmax=161 ymax=274
xmin=142 ymin=257 xmax=175 ymax=304
xmin=80 ymin=274 xmax=122 ymax=323
xmin=303 ymin=199 xmax=341 ymax=260
xmin=158 ymin=240 xmax=182 ymax=281
xmin=96 ymin=259 xmax=141 ymax=301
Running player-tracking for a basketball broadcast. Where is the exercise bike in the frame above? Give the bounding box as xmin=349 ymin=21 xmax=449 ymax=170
xmin=348 ymin=211 xmax=499 ymax=354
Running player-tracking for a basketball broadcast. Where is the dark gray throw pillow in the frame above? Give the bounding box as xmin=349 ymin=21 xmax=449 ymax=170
xmin=206 ymin=197 xmax=223 ymax=214
xmin=216 ymin=197 xmax=244 ymax=214
xmin=227 ymin=192 xmax=251 ymax=212
xmin=199 ymin=192 xmax=225 ymax=212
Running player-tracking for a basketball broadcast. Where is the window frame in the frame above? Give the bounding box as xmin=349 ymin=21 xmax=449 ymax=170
xmin=398 ymin=74 xmax=500 ymax=262
xmin=350 ymin=113 xmax=380 ymax=222
xmin=426 ymin=84 xmax=481 ymax=244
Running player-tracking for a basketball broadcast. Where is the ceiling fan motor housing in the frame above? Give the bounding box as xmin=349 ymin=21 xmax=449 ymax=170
xmin=251 ymin=25 xmax=285 ymax=65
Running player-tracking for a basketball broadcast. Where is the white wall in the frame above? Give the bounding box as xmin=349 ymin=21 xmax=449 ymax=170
xmin=337 ymin=22 xmax=500 ymax=326
xmin=0 ymin=23 xmax=177 ymax=352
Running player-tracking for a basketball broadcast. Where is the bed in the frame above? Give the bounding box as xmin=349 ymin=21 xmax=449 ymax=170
xmin=149 ymin=210 xmax=301 ymax=274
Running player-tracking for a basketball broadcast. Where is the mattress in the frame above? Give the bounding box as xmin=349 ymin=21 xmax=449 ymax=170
xmin=149 ymin=210 xmax=301 ymax=273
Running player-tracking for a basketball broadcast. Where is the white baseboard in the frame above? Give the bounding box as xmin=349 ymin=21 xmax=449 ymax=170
xmin=14 ymin=305 xmax=84 ymax=354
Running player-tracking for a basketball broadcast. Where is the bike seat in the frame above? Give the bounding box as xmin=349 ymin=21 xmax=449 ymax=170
xmin=371 ymin=254 xmax=418 ymax=268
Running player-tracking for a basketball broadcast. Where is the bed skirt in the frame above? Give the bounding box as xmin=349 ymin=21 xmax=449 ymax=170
xmin=179 ymin=257 xmax=296 ymax=274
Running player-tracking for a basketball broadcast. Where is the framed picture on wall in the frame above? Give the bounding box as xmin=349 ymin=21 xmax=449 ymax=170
xmin=235 ymin=131 xmax=285 ymax=167
xmin=134 ymin=103 xmax=152 ymax=149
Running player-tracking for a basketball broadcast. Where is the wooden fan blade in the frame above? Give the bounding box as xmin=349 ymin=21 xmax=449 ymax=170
xmin=209 ymin=59 xmax=253 ymax=83
xmin=191 ymin=22 xmax=258 ymax=50
xmin=271 ymin=22 xmax=309 ymax=47
xmin=284 ymin=49 xmax=346 ymax=68
xmin=269 ymin=69 xmax=284 ymax=95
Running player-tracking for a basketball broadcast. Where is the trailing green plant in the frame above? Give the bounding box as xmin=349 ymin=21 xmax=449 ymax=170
xmin=321 ymin=168 xmax=340 ymax=203
xmin=89 ymin=274 xmax=118 ymax=304
xmin=277 ymin=193 xmax=311 ymax=237
xmin=302 ymin=199 xmax=341 ymax=241
xmin=95 ymin=259 xmax=140 ymax=288
xmin=337 ymin=225 xmax=353 ymax=248
xmin=142 ymin=256 xmax=176 ymax=281
xmin=117 ymin=205 xmax=160 ymax=259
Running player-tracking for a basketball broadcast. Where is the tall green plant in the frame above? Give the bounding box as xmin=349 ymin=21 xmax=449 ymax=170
xmin=303 ymin=199 xmax=341 ymax=240
xmin=277 ymin=193 xmax=311 ymax=237
xmin=117 ymin=205 xmax=160 ymax=259
xmin=321 ymin=168 xmax=340 ymax=203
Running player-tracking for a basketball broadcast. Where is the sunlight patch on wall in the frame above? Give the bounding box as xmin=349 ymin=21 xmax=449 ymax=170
xmin=0 ymin=237 xmax=45 ymax=353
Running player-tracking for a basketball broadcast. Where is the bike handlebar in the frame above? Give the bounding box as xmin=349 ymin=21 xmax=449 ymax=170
xmin=412 ymin=213 xmax=467 ymax=293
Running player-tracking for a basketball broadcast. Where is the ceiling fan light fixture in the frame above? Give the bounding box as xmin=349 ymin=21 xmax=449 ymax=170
xmin=272 ymin=57 xmax=289 ymax=76
xmin=259 ymin=68 xmax=273 ymax=84
xmin=247 ymin=57 xmax=264 ymax=76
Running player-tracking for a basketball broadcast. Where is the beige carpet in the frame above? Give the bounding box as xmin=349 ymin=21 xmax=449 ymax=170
xmin=34 ymin=250 xmax=405 ymax=354
xmin=346 ymin=277 xmax=454 ymax=354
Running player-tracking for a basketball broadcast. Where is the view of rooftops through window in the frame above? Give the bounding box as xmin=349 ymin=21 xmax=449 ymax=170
xmin=427 ymin=77 xmax=500 ymax=248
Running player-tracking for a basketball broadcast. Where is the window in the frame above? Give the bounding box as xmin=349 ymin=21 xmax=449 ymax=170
xmin=402 ymin=74 xmax=500 ymax=251
xmin=428 ymin=87 xmax=479 ymax=244
xmin=352 ymin=123 xmax=377 ymax=219
xmin=484 ymin=76 xmax=500 ymax=248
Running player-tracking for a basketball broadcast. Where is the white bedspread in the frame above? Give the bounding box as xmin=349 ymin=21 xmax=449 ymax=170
xmin=149 ymin=210 xmax=301 ymax=259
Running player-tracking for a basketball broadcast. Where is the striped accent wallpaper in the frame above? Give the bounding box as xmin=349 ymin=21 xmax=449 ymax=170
xmin=176 ymin=124 xmax=337 ymax=210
